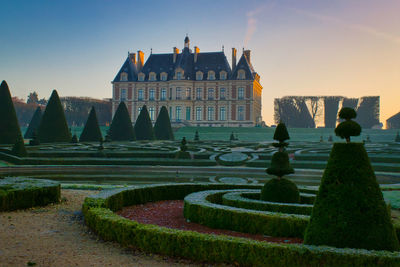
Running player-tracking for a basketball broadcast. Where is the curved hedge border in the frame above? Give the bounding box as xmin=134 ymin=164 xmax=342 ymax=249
xmin=216 ymin=152 xmax=249 ymax=166
xmin=184 ymin=189 xmax=309 ymax=238
xmin=242 ymin=191 xmax=316 ymax=204
xmin=222 ymin=190 xmax=314 ymax=215
xmin=0 ymin=177 xmax=60 ymax=211
xmin=82 ymin=183 xmax=400 ymax=266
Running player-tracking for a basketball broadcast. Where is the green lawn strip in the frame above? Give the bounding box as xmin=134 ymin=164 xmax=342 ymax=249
xmin=83 ymin=183 xmax=400 ymax=266
xmin=383 ymin=191 xmax=400 ymax=210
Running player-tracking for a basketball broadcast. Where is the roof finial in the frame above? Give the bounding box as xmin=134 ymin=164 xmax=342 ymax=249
xmin=151 ymin=48 xmax=153 ymax=54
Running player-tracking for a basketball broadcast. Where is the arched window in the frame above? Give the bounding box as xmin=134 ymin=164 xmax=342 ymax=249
xmin=196 ymin=71 xmax=203 ymax=80
xmin=138 ymin=73 xmax=145 ymax=82
xmin=160 ymin=72 xmax=167 ymax=81
xmin=237 ymin=70 xmax=246 ymax=80
xmin=208 ymin=71 xmax=215 ymax=80
xmin=220 ymin=71 xmax=227 ymax=80
xmin=149 ymin=72 xmax=156 ymax=81
xmin=120 ymin=72 xmax=128 ymax=81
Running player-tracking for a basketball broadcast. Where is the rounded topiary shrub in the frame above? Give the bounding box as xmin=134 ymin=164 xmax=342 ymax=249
xmin=334 ymin=107 xmax=361 ymax=142
xmin=304 ymin=143 xmax=400 ymax=251
xmin=266 ymin=152 xmax=294 ymax=178
xmin=260 ymin=178 xmax=300 ymax=203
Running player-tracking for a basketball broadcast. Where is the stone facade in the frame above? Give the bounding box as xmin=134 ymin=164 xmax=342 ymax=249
xmin=112 ymin=36 xmax=262 ymax=127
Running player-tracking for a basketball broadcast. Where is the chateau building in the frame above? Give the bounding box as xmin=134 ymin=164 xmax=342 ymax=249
xmin=112 ymin=36 xmax=262 ymax=127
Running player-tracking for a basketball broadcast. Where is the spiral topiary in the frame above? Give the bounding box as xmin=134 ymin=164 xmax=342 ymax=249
xmin=334 ymin=107 xmax=361 ymax=143
xmin=261 ymin=122 xmax=298 ymax=203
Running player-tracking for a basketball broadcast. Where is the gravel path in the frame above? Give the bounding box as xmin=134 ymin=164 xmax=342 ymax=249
xmin=0 ymin=190 xmax=217 ymax=267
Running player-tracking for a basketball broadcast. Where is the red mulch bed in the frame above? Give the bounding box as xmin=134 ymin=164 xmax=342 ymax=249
xmin=117 ymin=200 xmax=303 ymax=244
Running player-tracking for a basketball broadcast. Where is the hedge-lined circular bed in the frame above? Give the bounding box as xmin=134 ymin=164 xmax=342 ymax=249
xmin=221 ymin=190 xmax=314 ymax=215
xmin=82 ymin=183 xmax=400 ymax=266
xmin=0 ymin=177 xmax=60 ymax=211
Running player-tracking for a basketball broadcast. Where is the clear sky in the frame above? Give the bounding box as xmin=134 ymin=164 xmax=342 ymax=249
xmin=1 ymin=0 xmax=399 ymax=127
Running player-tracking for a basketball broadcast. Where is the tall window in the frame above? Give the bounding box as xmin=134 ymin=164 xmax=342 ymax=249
xmin=161 ymin=73 xmax=167 ymax=81
xmin=176 ymin=106 xmax=182 ymax=121
xmin=161 ymin=88 xmax=167 ymax=101
xmin=186 ymin=107 xmax=191 ymax=120
xmin=220 ymin=72 xmax=226 ymax=80
xmin=137 ymin=107 xmax=142 ymax=118
xmin=208 ymin=88 xmax=214 ymax=100
xmin=186 ymin=88 xmax=191 ymax=100
xmin=220 ymin=107 xmax=226 ymax=121
xmin=208 ymin=71 xmax=215 ymax=80
xmin=138 ymin=73 xmax=145 ymax=81
xmin=196 ymin=88 xmax=202 ymax=100
xmin=196 ymin=107 xmax=202 ymax=121
xmin=149 ymin=89 xmax=155 ymax=101
xmin=196 ymin=72 xmax=202 ymax=80
xmin=177 ymin=72 xmax=182 ymax=80
xmin=169 ymin=106 xmax=173 ymax=120
xmin=238 ymin=87 xmax=244 ymax=99
xmin=238 ymin=106 xmax=244 ymax=121
xmin=149 ymin=107 xmax=155 ymax=120
xmin=138 ymin=89 xmax=144 ymax=101
xmin=207 ymin=107 xmax=214 ymax=121
xmin=149 ymin=73 xmax=156 ymax=81
xmin=176 ymin=87 xmax=182 ymax=100
xmin=120 ymin=89 xmax=127 ymax=101
xmin=220 ymin=88 xmax=226 ymax=100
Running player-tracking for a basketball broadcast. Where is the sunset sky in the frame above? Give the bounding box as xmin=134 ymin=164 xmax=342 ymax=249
xmin=1 ymin=0 xmax=399 ymax=127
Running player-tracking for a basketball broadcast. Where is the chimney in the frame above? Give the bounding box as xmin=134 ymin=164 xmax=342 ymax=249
xmin=232 ymin=48 xmax=237 ymax=70
xmin=173 ymin=47 xmax=179 ymax=63
xmin=137 ymin=50 xmax=144 ymax=71
xmin=129 ymin=52 xmax=137 ymax=64
xmin=243 ymin=49 xmax=251 ymax=64
xmin=194 ymin=46 xmax=200 ymax=63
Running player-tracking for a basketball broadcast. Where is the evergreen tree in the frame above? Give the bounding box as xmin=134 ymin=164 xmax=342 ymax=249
xmin=335 ymin=107 xmax=361 ymax=143
xmin=37 ymin=90 xmax=71 ymax=143
xmin=304 ymin=110 xmax=399 ymax=251
xmin=134 ymin=105 xmax=155 ymax=140
xmin=79 ymin=106 xmax=102 ymax=142
xmin=0 ymin=80 xmax=23 ymax=144
xmin=194 ymin=130 xmax=199 ymax=141
xmin=109 ymin=102 xmax=135 ymax=141
xmin=71 ymin=134 xmax=78 ymax=143
xmin=29 ymin=131 xmax=40 ymax=146
xmin=11 ymin=135 xmax=27 ymax=157
xmin=154 ymin=106 xmax=174 ymax=140
xmin=24 ymin=106 xmax=42 ymax=139
xmin=261 ymin=122 xmax=298 ymax=203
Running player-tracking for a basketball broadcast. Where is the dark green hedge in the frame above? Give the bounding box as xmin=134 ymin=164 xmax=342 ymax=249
xmin=184 ymin=189 xmax=308 ymax=238
xmin=222 ymin=191 xmax=313 ymax=215
xmin=28 ymin=150 xmax=176 ymax=159
xmin=82 ymin=183 xmax=400 ymax=266
xmin=0 ymin=177 xmax=60 ymax=211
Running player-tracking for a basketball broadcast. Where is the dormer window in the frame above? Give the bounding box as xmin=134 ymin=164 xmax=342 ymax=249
xmin=149 ymin=72 xmax=156 ymax=81
xmin=196 ymin=71 xmax=203 ymax=80
xmin=208 ymin=71 xmax=215 ymax=80
xmin=238 ymin=70 xmax=246 ymax=80
xmin=220 ymin=71 xmax=227 ymax=80
xmin=177 ymin=72 xmax=182 ymax=80
xmin=120 ymin=72 xmax=128 ymax=81
xmin=138 ymin=73 xmax=145 ymax=82
xmin=160 ymin=72 xmax=167 ymax=81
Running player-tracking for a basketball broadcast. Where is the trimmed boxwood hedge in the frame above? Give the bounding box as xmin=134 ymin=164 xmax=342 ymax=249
xmin=0 ymin=177 xmax=60 ymax=211
xmin=82 ymin=183 xmax=400 ymax=266
xmin=222 ymin=190 xmax=314 ymax=215
xmin=184 ymin=189 xmax=309 ymax=238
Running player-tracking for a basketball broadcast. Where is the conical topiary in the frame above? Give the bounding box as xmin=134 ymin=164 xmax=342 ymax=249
xmin=24 ymin=106 xmax=42 ymax=139
xmin=29 ymin=131 xmax=40 ymax=146
xmin=304 ymin=110 xmax=399 ymax=251
xmin=261 ymin=122 xmax=297 ymax=202
xmin=176 ymin=137 xmax=190 ymax=159
xmin=194 ymin=130 xmax=199 ymax=141
xmin=395 ymin=132 xmax=400 ymax=143
xmin=230 ymin=132 xmax=235 ymax=141
xmin=334 ymin=107 xmax=361 ymax=143
xmin=71 ymin=134 xmax=78 ymax=143
xmin=80 ymin=106 xmax=102 ymax=142
xmin=154 ymin=106 xmax=174 ymax=140
xmin=134 ymin=105 xmax=155 ymax=140
xmin=109 ymin=102 xmax=135 ymax=141
xmin=0 ymin=80 xmax=23 ymax=144
xmin=11 ymin=135 xmax=27 ymax=157
xmin=37 ymin=90 xmax=71 ymax=143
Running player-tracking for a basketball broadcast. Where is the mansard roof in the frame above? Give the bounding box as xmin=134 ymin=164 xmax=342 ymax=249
xmin=231 ymin=53 xmax=255 ymax=80
xmin=112 ymin=56 xmax=138 ymax=82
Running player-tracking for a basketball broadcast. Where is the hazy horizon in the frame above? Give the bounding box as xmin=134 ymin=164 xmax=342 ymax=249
xmin=1 ymin=0 xmax=399 ymax=127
